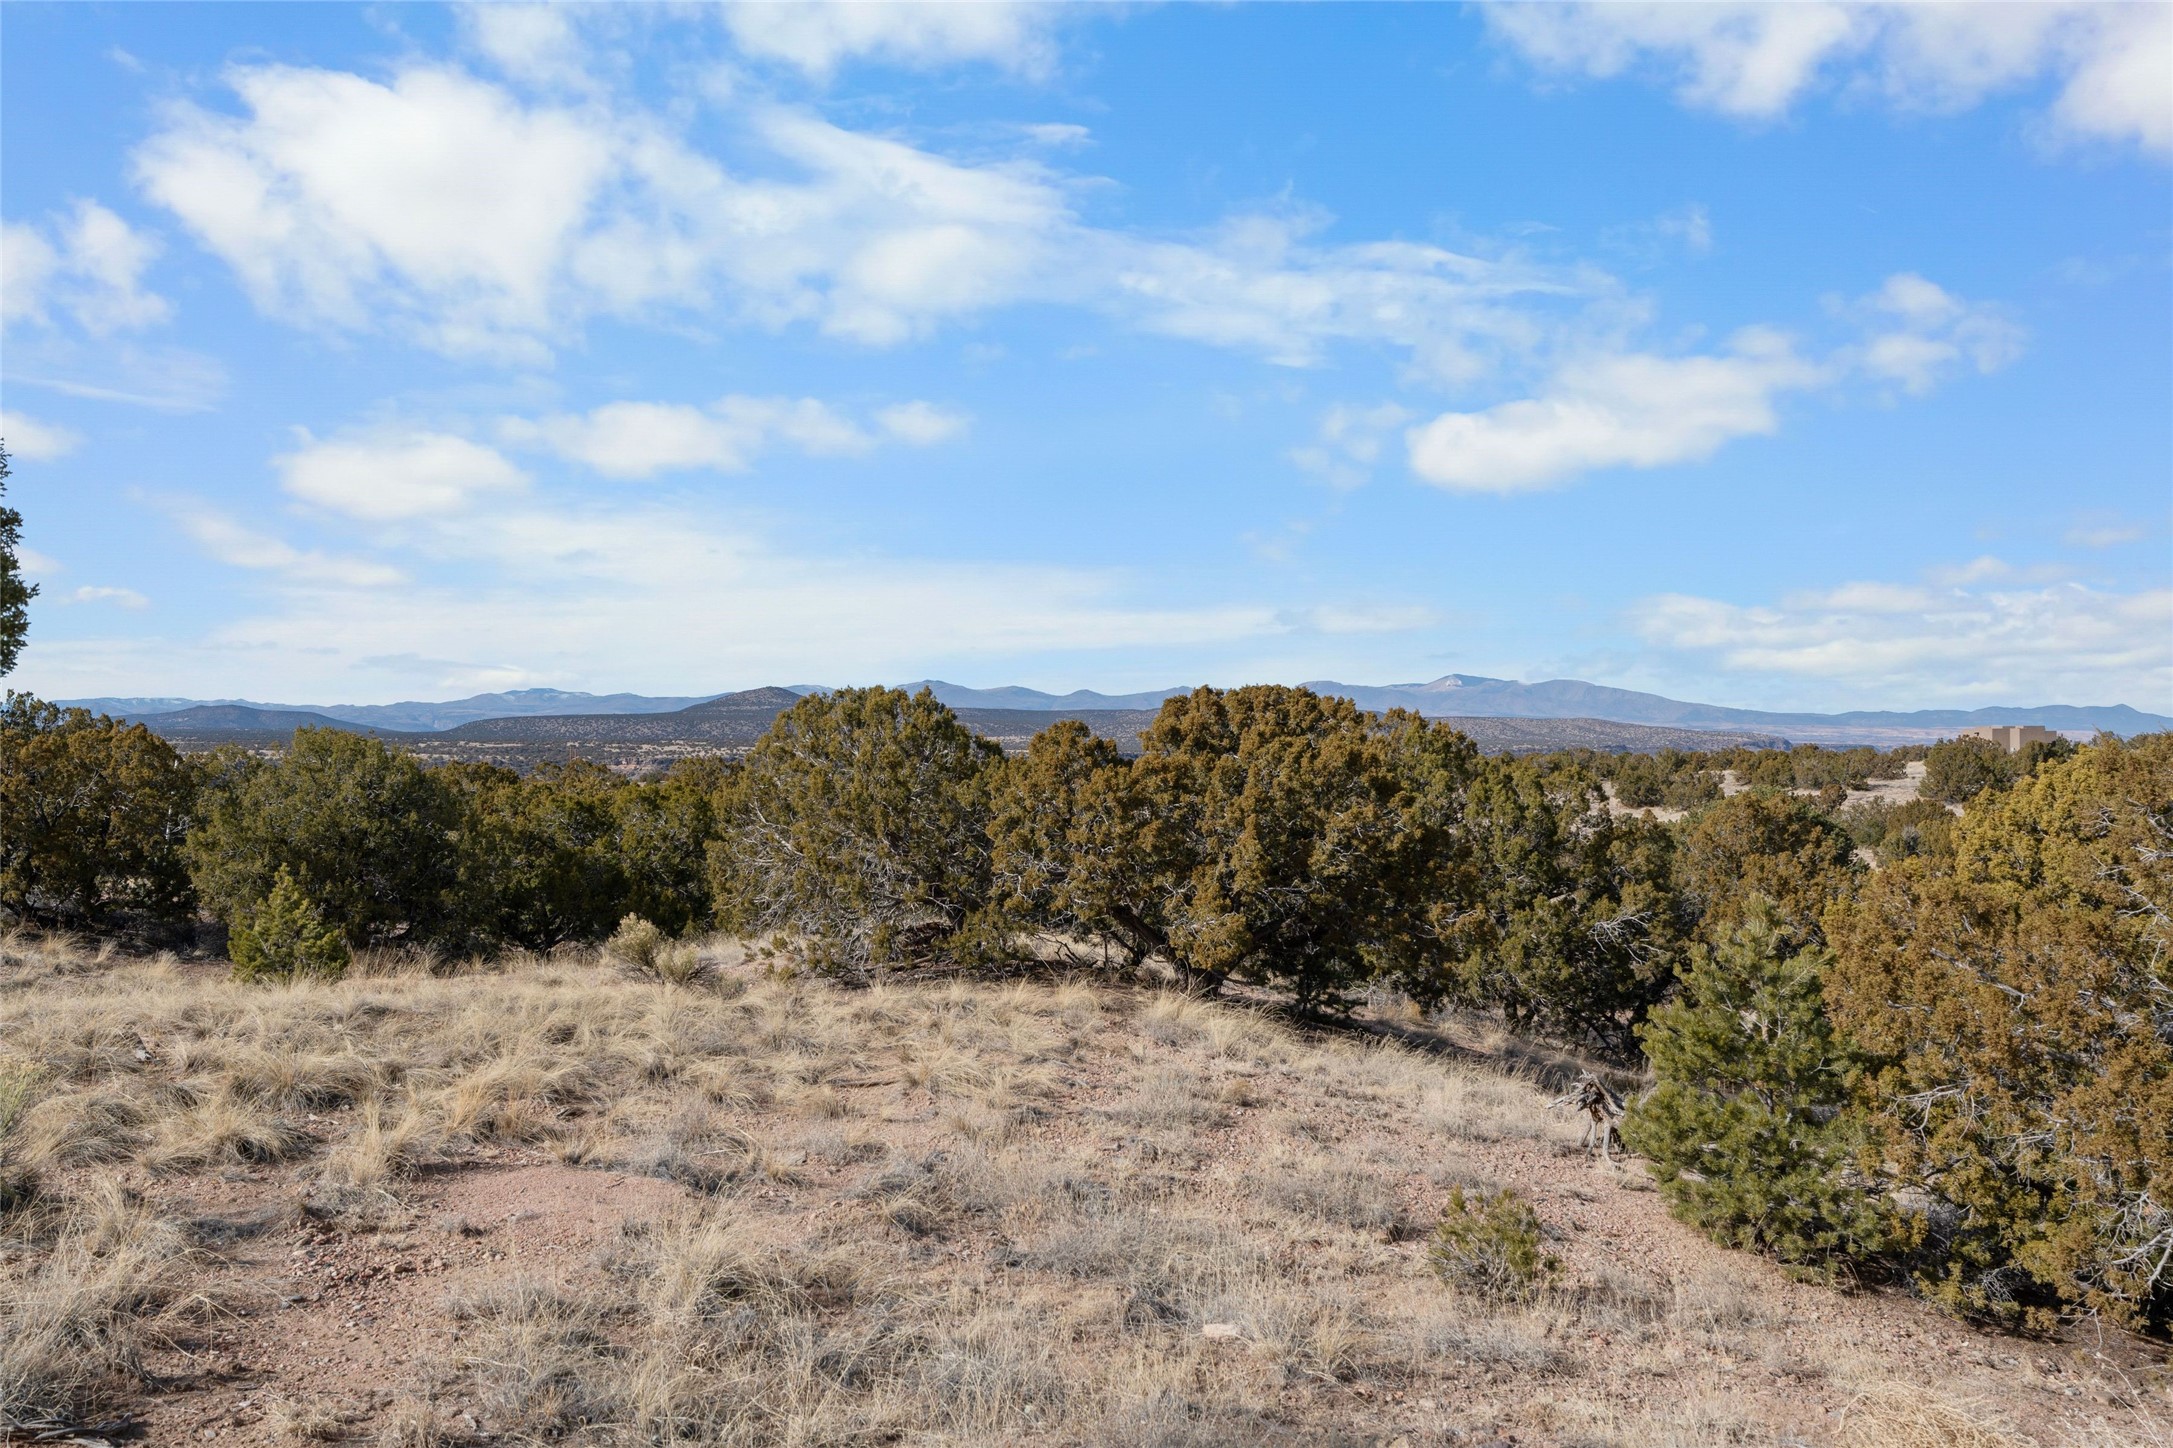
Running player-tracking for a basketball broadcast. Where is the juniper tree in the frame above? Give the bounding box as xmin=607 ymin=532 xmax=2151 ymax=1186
xmin=442 ymin=759 xmax=632 ymax=950
xmin=1921 ymin=736 xmax=2015 ymax=805
xmin=988 ymin=719 xmax=1174 ymax=968
xmin=1430 ymin=754 xmax=1687 ymax=1054
xmin=186 ymin=727 xmax=460 ymax=949
xmin=0 ymin=694 xmax=197 ymax=926
xmin=1827 ymin=734 xmax=2173 ymax=1332
xmin=1126 ymin=687 xmax=1456 ymax=1010
xmin=709 ymin=687 xmax=1001 ymax=970
xmin=1676 ymin=790 xmax=1858 ymax=944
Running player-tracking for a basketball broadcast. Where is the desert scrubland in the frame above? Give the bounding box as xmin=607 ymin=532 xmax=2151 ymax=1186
xmin=2 ymin=933 xmax=2166 ymax=1447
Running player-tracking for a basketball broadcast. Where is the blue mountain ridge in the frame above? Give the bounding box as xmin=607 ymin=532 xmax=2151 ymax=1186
xmin=50 ymin=675 xmax=2170 ymax=739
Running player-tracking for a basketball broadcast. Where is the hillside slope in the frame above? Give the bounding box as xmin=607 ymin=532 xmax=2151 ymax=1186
xmin=0 ymin=936 xmax=2160 ymax=1446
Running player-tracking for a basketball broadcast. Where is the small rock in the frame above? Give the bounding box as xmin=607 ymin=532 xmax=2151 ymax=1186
xmin=1201 ymin=1322 xmax=1242 ymax=1340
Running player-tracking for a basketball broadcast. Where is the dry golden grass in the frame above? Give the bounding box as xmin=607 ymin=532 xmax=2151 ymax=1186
xmin=0 ymin=927 xmax=2164 ymax=1445
xmin=1839 ymin=1386 xmax=2031 ymax=1448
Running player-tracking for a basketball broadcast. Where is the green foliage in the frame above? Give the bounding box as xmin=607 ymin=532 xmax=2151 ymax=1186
xmin=1126 ymin=687 xmax=1468 ymax=1009
xmin=1432 ymin=756 xmax=1687 ymax=1053
xmin=229 ymin=866 xmax=350 ymax=983
xmin=1676 ymin=790 xmax=1858 ymax=944
xmin=1712 ymin=744 xmax=1882 ymax=796
xmin=1609 ymin=749 xmax=1720 ymax=810
xmin=0 ymin=444 xmax=33 ymax=678
xmin=613 ymin=757 xmax=728 ymax=936
xmin=0 ymin=694 xmax=197 ymax=926
xmin=988 ymin=719 xmax=1171 ymax=967
xmin=1827 ymin=735 xmax=2173 ymax=1332
xmin=187 ymin=727 xmax=459 ymax=949
xmin=1921 ymin=737 xmax=2015 ymax=805
xmin=710 ymin=687 xmax=1000 ymax=970
xmin=1622 ymin=901 xmax=1892 ymax=1273
xmin=1837 ymin=797 xmax=1955 ymax=867
xmin=1426 ymin=1186 xmax=1555 ymax=1302
xmin=444 ymin=759 xmax=633 ymax=950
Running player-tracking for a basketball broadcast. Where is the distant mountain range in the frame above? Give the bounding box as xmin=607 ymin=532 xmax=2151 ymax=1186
xmin=912 ymin=676 xmax=2170 ymax=741
xmin=57 ymin=673 xmax=2172 ymax=745
xmin=56 ymin=687 xmax=718 ymax=733
xmin=104 ymin=691 xmax=1790 ymax=764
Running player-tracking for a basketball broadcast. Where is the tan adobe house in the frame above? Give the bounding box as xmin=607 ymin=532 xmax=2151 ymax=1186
xmin=1958 ymin=724 xmax=2064 ymax=753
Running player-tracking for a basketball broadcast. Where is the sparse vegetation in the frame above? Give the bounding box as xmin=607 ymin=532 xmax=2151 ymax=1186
xmin=1426 ymin=1185 xmax=1555 ymax=1302
xmin=603 ymin=912 xmax=712 ymax=986
xmin=0 ymin=929 xmax=2162 ymax=1442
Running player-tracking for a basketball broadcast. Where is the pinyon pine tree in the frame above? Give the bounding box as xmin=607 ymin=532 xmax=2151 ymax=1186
xmin=1622 ymin=898 xmax=1891 ymax=1273
xmin=230 ymin=867 xmax=350 ymax=983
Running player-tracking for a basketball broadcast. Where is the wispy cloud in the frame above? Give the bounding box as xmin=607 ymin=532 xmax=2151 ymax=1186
xmin=131 ymin=60 xmax=1600 ymax=375
xmin=2066 ymin=513 xmax=2151 ymax=549
xmin=2 ymin=201 xmax=170 ymax=335
xmin=1402 ymin=272 xmax=2020 ymax=492
xmin=66 ymin=585 xmax=149 ymax=609
xmin=720 ymin=0 xmax=1067 ymax=80
xmin=499 ymin=395 xmax=965 ymax=479
xmin=162 ymin=499 xmax=408 ymax=588
xmin=0 ymin=409 xmax=81 ymax=461
xmin=1632 ymin=566 xmax=2172 ymax=706
xmin=1485 ymin=2 xmax=2172 ymax=155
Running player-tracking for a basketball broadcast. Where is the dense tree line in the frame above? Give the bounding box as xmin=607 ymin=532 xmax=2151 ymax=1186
xmin=0 ymin=683 xmax=2163 ymax=1331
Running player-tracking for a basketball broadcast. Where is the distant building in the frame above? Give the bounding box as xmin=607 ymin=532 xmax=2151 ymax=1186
xmin=1957 ymin=724 xmax=2063 ymax=753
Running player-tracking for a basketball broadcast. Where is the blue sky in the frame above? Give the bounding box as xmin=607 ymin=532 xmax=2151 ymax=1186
xmin=3 ymin=2 xmax=2168 ymax=711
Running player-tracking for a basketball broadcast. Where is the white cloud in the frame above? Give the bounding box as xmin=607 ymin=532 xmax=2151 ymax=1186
xmin=3 ymin=340 xmax=228 ymax=413
xmin=67 ymin=585 xmax=149 ymax=609
xmin=136 ymin=65 xmax=617 ymax=361
xmin=1406 ymin=328 xmax=1826 ymax=492
xmin=166 ymin=501 xmax=407 ymax=588
xmin=503 ymin=394 xmax=962 ymax=478
xmin=876 ymin=400 xmax=970 ymax=446
xmin=1848 ymin=272 xmax=2023 ymax=394
xmin=1299 ymin=603 xmax=1439 ymax=636
xmin=2 ymin=202 xmax=169 ymax=335
xmin=132 ymin=61 xmax=1591 ymax=373
xmin=2066 ymin=515 xmax=2149 ymax=549
xmin=15 ymin=547 xmax=62 ymax=580
xmin=274 ymin=430 xmax=529 ymax=520
xmin=1404 ymin=271 xmax=2018 ymax=491
xmin=1 ymin=223 xmax=58 ymax=328
xmin=720 ymin=2 xmax=1063 ymax=78
xmin=0 ymin=410 xmax=82 ymax=461
xmin=461 ymin=3 xmax=595 ymax=91
xmin=1633 ymin=570 xmax=2173 ymax=705
xmin=1486 ymin=2 xmax=2172 ymax=155
xmin=1290 ymin=402 xmax=1411 ymax=490
xmin=138 ymin=492 xmax=1289 ymax=699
